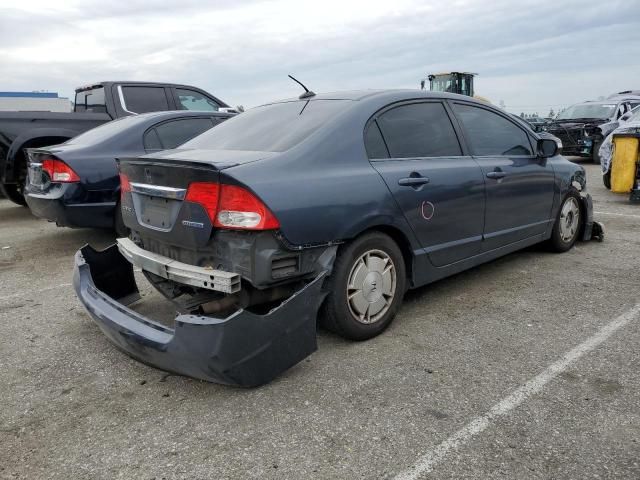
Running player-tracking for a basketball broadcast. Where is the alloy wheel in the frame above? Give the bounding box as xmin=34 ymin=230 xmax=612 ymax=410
xmin=346 ymin=249 xmax=397 ymax=324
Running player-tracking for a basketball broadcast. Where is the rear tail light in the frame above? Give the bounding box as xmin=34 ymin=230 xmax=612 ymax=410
xmin=216 ymin=184 xmax=280 ymax=230
xmin=42 ymin=158 xmax=80 ymax=183
xmin=184 ymin=182 xmax=279 ymax=230
xmin=185 ymin=182 xmax=220 ymax=222
xmin=119 ymin=173 xmax=131 ymax=200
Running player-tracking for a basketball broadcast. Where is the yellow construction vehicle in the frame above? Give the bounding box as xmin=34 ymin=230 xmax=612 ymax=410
xmin=420 ymin=72 xmax=490 ymax=103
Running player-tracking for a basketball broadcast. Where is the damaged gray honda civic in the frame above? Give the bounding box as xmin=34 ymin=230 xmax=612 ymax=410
xmin=74 ymin=89 xmax=602 ymax=387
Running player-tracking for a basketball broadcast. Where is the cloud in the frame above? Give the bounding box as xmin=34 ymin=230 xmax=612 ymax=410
xmin=1 ymin=0 xmax=639 ymax=113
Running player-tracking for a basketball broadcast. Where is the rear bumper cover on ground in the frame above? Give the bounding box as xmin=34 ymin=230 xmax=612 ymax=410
xmin=73 ymin=244 xmax=327 ymax=387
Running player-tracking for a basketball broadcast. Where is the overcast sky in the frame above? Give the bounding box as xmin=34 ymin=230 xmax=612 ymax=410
xmin=1 ymin=0 xmax=639 ymax=115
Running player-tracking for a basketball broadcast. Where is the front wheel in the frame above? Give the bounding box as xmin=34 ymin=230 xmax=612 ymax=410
xmin=603 ymin=170 xmax=611 ymax=189
xmin=549 ymin=193 xmax=582 ymax=252
xmin=320 ymin=232 xmax=406 ymax=340
xmin=591 ymin=142 xmax=601 ymax=164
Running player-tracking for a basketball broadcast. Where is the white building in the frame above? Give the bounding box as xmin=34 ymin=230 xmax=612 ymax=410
xmin=0 ymin=92 xmax=72 ymax=112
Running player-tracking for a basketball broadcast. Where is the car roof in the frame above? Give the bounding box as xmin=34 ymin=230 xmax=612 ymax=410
xmin=130 ymin=110 xmax=233 ymax=121
xmin=260 ymin=89 xmax=486 ymax=105
xmin=579 ymin=97 xmax=640 ymax=105
xmin=77 ymin=81 xmax=213 ymax=90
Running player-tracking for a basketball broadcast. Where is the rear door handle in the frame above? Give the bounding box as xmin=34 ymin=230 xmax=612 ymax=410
xmin=398 ymin=176 xmax=430 ymax=186
xmin=486 ymin=171 xmax=506 ymax=179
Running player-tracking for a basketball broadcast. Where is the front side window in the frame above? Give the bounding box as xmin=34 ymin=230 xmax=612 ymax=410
xmin=376 ymin=102 xmax=462 ymax=158
xmin=453 ymin=104 xmax=532 ymax=156
xmin=153 ymin=118 xmax=215 ymax=149
xmin=122 ymin=86 xmax=170 ymax=114
xmin=176 ymin=89 xmax=220 ymax=111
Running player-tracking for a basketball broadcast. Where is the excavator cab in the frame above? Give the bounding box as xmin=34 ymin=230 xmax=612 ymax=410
xmin=421 ymin=72 xmax=477 ymax=97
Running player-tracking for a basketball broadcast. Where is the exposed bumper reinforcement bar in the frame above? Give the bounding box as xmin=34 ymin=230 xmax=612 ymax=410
xmin=73 ymin=243 xmax=327 ymax=387
xmin=116 ymin=237 xmax=241 ymax=294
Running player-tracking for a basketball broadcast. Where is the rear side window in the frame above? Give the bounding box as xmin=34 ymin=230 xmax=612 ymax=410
xmin=143 ymin=128 xmax=163 ymax=151
xmin=153 ymin=118 xmax=215 ymax=149
xmin=376 ymin=103 xmax=462 ymax=158
xmin=74 ymin=87 xmax=106 ymax=113
xmin=122 ymin=86 xmax=170 ymax=114
xmin=182 ymin=100 xmax=350 ymax=153
xmin=176 ymin=89 xmax=220 ymax=111
xmin=453 ymin=104 xmax=533 ymax=156
xmin=364 ymin=122 xmax=389 ymax=159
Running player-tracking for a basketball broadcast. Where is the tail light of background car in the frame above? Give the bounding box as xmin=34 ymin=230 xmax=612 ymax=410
xmin=42 ymin=158 xmax=80 ymax=183
xmin=185 ymin=182 xmax=280 ymax=230
xmin=119 ymin=173 xmax=132 ymax=200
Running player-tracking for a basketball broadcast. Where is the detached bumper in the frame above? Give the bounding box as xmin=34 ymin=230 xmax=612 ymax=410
xmin=73 ymin=244 xmax=327 ymax=387
xmin=579 ymin=192 xmax=604 ymax=242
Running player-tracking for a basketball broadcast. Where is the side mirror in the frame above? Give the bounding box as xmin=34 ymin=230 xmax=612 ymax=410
xmin=537 ymin=138 xmax=558 ymax=158
xmin=620 ymin=112 xmax=632 ymax=122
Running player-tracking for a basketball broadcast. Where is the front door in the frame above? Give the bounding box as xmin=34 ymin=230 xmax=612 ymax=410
xmin=367 ymin=101 xmax=486 ymax=267
xmin=451 ymin=102 xmax=555 ymax=251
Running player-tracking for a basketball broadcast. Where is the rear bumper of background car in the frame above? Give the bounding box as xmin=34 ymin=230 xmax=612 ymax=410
xmin=73 ymin=244 xmax=327 ymax=387
xmin=26 ymin=183 xmax=115 ymax=229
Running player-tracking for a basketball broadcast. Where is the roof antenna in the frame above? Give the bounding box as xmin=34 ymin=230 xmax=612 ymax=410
xmin=288 ymin=74 xmax=316 ymax=99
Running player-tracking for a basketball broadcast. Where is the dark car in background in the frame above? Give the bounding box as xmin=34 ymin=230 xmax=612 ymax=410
xmin=547 ymin=95 xmax=640 ymax=162
xmin=523 ymin=116 xmax=548 ymax=132
xmin=0 ymin=81 xmax=232 ymax=206
xmin=74 ymin=90 xmax=598 ymax=387
xmin=25 ymin=110 xmax=232 ymax=234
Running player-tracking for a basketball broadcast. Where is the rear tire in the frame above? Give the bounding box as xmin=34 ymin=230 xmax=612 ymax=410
xmin=320 ymin=232 xmax=406 ymax=341
xmin=0 ymin=183 xmax=27 ymax=206
xmin=603 ymin=170 xmax=611 ymax=189
xmin=592 ymin=142 xmax=601 ymax=164
xmin=549 ymin=193 xmax=582 ymax=252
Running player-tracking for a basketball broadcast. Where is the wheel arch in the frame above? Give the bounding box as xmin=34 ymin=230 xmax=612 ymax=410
xmin=5 ymin=128 xmax=78 ymax=183
xmin=346 ymin=224 xmax=415 ymax=283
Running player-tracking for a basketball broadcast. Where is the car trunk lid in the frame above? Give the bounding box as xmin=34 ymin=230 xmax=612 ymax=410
xmin=118 ymin=149 xmax=275 ymax=250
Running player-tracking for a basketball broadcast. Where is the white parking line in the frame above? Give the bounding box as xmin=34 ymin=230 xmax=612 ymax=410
xmin=595 ymin=211 xmax=640 ymax=219
xmin=0 ymin=283 xmax=72 ymax=303
xmin=394 ymin=303 xmax=640 ymax=480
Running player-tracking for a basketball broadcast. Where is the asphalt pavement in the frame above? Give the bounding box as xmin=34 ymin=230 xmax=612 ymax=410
xmin=1 ymin=161 xmax=639 ymax=479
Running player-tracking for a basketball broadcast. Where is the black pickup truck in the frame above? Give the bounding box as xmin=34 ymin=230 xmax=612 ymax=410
xmin=0 ymin=81 xmax=230 ymax=205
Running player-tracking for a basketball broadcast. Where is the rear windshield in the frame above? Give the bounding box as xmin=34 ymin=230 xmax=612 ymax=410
xmin=181 ymin=99 xmax=350 ymax=152
xmin=556 ymin=103 xmax=616 ymax=120
xmin=66 ymin=115 xmax=148 ymax=145
xmin=74 ymin=87 xmax=107 ymax=113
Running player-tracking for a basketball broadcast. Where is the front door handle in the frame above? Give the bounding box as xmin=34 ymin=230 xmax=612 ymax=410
xmin=398 ymin=176 xmax=430 ymax=187
xmin=486 ymin=171 xmax=506 ymax=179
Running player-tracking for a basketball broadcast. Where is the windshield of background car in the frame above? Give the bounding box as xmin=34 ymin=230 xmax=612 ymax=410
xmin=74 ymin=87 xmax=107 ymax=113
xmin=65 ymin=115 xmax=148 ymax=145
xmin=181 ymin=99 xmax=351 ymax=152
xmin=556 ymin=103 xmax=616 ymax=120
xmin=629 ymin=107 xmax=640 ymax=122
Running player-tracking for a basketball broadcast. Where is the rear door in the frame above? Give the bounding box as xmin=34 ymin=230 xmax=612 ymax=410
xmin=369 ymin=101 xmax=486 ymax=267
xmin=451 ymin=102 xmax=555 ymax=251
xmin=115 ymin=85 xmax=173 ymax=115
